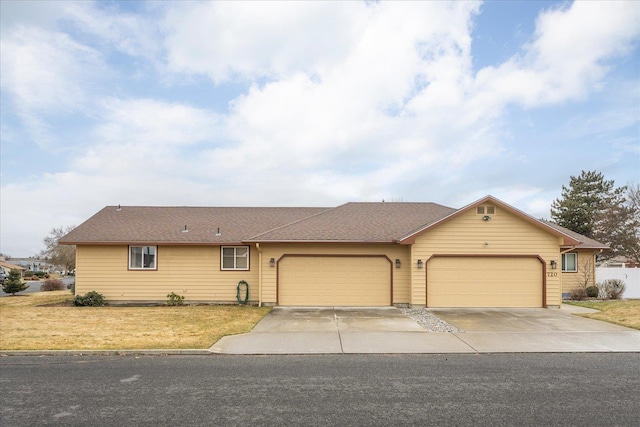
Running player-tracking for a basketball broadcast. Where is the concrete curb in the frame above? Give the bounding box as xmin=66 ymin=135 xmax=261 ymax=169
xmin=0 ymin=349 xmax=214 ymax=356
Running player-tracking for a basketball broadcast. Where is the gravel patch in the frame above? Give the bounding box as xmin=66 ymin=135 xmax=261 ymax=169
xmin=400 ymin=308 xmax=463 ymax=333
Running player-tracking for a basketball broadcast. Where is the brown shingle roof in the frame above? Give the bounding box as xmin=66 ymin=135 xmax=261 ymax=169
xmin=246 ymin=202 xmax=456 ymax=242
xmin=59 ymin=206 xmax=329 ymax=245
xmin=541 ymin=221 xmax=610 ymax=249
xmin=60 ymin=198 xmax=605 ymax=248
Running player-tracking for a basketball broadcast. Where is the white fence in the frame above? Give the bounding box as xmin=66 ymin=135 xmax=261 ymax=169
xmin=596 ymin=266 xmax=640 ymax=299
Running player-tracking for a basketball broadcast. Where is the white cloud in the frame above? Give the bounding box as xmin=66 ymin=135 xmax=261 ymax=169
xmin=62 ymin=2 xmax=162 ymax=59
xmin=0 ymin=25 xmax=104 ymax=147
xmin=162 ymin=1 xmax=368 ymax=83
xmin=472 ymin=1 xmax=640 ymax=108
xmin=0 ymin=1 xmax=68 ymax=35
xmin=0 ymin=26 xmax=101 ymax=112
xmin=1 ymin=0 xmax=638 ymax=256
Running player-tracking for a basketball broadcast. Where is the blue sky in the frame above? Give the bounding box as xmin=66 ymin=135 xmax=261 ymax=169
xmin=1 ymin=0 xmax=639 ymax=256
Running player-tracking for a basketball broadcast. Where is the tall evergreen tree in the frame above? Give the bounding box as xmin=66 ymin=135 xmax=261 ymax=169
xmin=551 ymin=171 xmax=638 ymax=260
xmin=622 ymin=183 xmax=640 ymax=262
xmin=551 ymin=171 xmax=624 ymax=238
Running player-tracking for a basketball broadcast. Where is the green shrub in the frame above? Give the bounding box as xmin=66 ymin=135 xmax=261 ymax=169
xmin=40 ymin=278 xmax=66 ymax=291
xmin=167 ymin=292 xmax=185 ymax=306
xmin=73 ymin=291 xmax=106 ymax=307
xmin=67 ymin=281 xmax=75 ymax=294
xmin=2 ymin=269 xmax=28 ymax=295
xmin=586 ymin=286 xmax=599 ymax=298
xmin=23 ymin=270 xmax=34 ymax=277
xmin=35 ymin=271 xmax=46 ymax=278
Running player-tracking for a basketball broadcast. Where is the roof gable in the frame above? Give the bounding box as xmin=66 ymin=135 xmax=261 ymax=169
xmin=398 ymin=195 xmax=583 ymax=246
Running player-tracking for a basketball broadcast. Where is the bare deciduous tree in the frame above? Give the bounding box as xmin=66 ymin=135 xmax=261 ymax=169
xmin=40 ymin=226 xmax=76 ymax=272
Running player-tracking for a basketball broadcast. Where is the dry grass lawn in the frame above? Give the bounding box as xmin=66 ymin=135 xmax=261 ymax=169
xmin=565 ymin=300 xmax=640 ymax=330
xmin=0 ymin=291 xmax=271 ymax=350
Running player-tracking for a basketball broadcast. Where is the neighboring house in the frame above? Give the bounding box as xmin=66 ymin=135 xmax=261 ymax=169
xmin=7 ymin=258 xmax=51 ymax=273
xmin=59 ymin=195 xmax=607 ymax=308
xmin=0 ymin=260 xmax=26 ymax=275
xmin=598 ymin=256 xmax=640 ymax=268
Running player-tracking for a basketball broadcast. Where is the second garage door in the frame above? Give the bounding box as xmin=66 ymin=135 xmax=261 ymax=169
xmin=278 ymin=256 xmax=391 ymax=306
xmin=427 ymin=256 xmax=543 ymax=308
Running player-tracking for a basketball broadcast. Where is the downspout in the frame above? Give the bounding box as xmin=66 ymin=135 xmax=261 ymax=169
xmin=256 ymin=243 xmax=262 ymax=307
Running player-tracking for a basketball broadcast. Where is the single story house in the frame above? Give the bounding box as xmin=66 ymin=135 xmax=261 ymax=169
xmin=59 ymin=195 xmax=608 ymax=308
xmin=0 ymin=260 xmax=26 ymax=275
xmin=5 ymin=258 xmax=51 ymax=273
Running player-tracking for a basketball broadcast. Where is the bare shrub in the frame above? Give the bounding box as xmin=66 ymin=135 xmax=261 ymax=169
xmin=40 ymin=279 xmax=66 ymax=292
xmin=597 ymin=279 xmax=626 ymax=300
xmin=570 ymin=286 xmax=587 ymax=301
xmin=569 ymin=255 xmax=596 ymax=301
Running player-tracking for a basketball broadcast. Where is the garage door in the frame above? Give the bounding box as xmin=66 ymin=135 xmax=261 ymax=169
xmin=278 ymin=256 xmax=391 ymax=306
xmin=427 ymin=256 xmax=543 ymax=308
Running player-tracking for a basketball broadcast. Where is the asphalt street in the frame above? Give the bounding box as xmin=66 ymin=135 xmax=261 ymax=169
xmin=1 ymin=353 xmax=639 ymax=426
xmin=0 ymin=277 xmax=74 ymax=297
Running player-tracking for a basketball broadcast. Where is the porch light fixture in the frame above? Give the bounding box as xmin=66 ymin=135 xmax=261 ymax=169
xmin=550 ymin=260 xmax=557 ymax=270
xmin=269 ymin=258 xmax=275 ymax=267
xmin=395 ymin=259 xmax=401 ymax=269
xmin=417 ymin=259 xmax=423 ymax=269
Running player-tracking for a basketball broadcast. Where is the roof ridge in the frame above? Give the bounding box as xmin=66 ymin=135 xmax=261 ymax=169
xmin=396 ymin=207 xmax=458 ymax=241
xmin=104 ymin=205 xmax=328 ymax=209
xmin=246 ymin=205 xmax=339 ymax=240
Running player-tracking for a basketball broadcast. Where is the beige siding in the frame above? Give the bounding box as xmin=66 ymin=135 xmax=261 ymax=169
xmin=561 ymin=251 xmax=597 ymax=294
xmin=258 ymin=243 xmax=410 ymax=305
xmin=279 ymin=256 xmax=390 ymax=306
xmin=75 ymin=245 xmax=259 ymax=303
xmin=411 ymin=207 xmax=562 ymax=307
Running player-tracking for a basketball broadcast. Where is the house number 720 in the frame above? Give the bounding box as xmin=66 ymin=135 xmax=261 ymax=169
xmin=547 ymin=272 xmax=558 ymax=277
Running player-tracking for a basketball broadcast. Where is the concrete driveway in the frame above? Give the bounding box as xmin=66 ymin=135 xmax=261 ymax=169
xmin=210 ymin=306 xmax=640 ymax=354
xmin=430 ymin=306 xmax=640 ymax=353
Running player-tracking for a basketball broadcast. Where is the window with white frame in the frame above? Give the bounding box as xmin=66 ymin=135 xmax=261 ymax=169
xmin=221 ymin=246 xmax=249 ymax=270
xmin=129 ymin=246 xmax=156 ymax=270
xmin=562 ymin=253 xmax=577 ymax=272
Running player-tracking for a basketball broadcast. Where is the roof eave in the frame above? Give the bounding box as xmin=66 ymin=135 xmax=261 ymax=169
xmin=62 ymin=241 xmax=246 ymax=246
